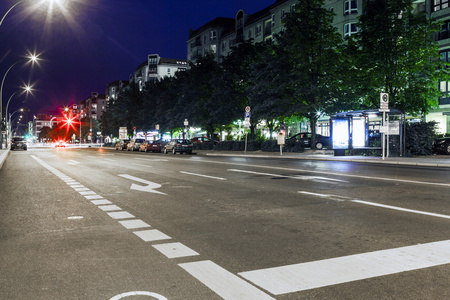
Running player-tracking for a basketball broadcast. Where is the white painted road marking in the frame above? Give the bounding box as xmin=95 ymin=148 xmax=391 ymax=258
xmin=119 ymin=219 xmax=151 ymax=230
xmin=153 ymin=242 xmax=199 ymax=259
xmin=118 ymin=174 xmax=166 ymax=195
xmin=179 ymin=171 xmax=226 ymax=181
xmin=98 ymin=205 xmax=122 ymax=212
xmin=133 ymin=229 xmax=171 ymax=242
xmin=299 ymin=191 xmax=450 ymax=219
xmin=67 ymin=160 xmax=80 ymax=165
xmin=107 ymin=211 xmax=135 ymax=219
xmin=228 ymin=169 xmax=347 ymax=183
xmin=239 ymin=239 xmax=450 ymax=295
xmin=352 ymin=199 xmax=450 ymax=219
xmin=179 ymin=260 xmax=275 ymax=300
xmin=109 ymin=291 xmax=168 ymax=300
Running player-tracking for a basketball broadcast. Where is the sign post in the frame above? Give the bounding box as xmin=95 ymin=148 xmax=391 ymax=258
xmin=379 ymin=93 xmax=390 ymax=160
xmin=244 ymin=106 xmax=250 ymax=153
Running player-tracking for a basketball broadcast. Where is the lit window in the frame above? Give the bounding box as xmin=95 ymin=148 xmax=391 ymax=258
xmin=210 ymin=44 xmax=217 ymax=54
xmin=344 ymin=23 xmax=358 ymax=37
xmin=434 ymin=0 xmax=449 ymax=11
xmin=344 ymin=0 xmax=358 ymax=15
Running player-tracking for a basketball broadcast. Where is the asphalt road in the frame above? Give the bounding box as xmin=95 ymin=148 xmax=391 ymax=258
xmin=1 ymin=147 xmax=449 ymax=299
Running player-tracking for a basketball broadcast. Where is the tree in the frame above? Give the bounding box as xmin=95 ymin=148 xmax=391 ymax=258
xmin=354 ymin=0 xmax=450 ymax=114
xmin=272 ymin=0 xmax=356 ymax=148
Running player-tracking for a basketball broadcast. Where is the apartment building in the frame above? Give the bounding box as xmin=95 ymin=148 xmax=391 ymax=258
xmin=130 ymin=54 xmax=188 ymax=91
xmin=78 ymin=92 xmax=107 ymax=121
xmin=105 ymin=80 xmax=129 ymax=104
xmin=187 ymin=0 xmax=450 ymax=134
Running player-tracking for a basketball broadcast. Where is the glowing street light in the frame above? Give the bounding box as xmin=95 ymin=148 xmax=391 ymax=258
xmin=0 ymin=0 xmax=69 ymax=27
xmin=0 ymin=53 xmax=38 ymax=148
xmin=5 ymin=85 xmax=33 ymax=147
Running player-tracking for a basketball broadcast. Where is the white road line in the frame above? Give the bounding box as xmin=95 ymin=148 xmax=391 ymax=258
xmin=228 ymin=169 xmax=347 ymax=183
xmin=352 ymin=200 xmax=450 ymax=219
xmin=239 ymin=239 xmax=450 ymax=295
xmin=107 ymin=211 xmax=135 ymax=219
xmin=191 ymin=159 xmax=450 ymax=187
xmin=179 ymin=171 xmax=226 ymax=181
xmin=179 ymin=260 xmax=275 ymax=300
xmin=153 ymin=242 xmax=199 ymax=259
xmin=134 ymin=158 xmax=168 ymax=162
xmin=299 ymin=191 xmax=450 ymax=220
xmin=118 ymin=219 xmax=151 ymax=229
xmin=98 ymin=205 xmax=122 ymax=212
xmin=133 ymin=229 xmax=171 ymax=242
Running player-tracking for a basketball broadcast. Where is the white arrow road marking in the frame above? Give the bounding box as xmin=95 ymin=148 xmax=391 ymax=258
xmin=228 ymin=169 xmax=347 ymax=183
xmin=118 ymin=174 xmax=166 ymax=195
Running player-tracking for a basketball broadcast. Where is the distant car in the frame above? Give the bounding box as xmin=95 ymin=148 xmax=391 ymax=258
xmin=163 ymin=139 xmax=193 ymax=154
xmin=115 ymin=139 xmax=130 ymax=151
xmin=288 ymin=132 xmax=330 ymax=150
xmin=433 ymin=137 xmax=450 ymax=155
xmin=190 ymin=136 xmax=218 ymax=145
xmin=10 ymin=137 xmax=27 ymax=150
xmin=140 ymin=140 xmax=162 ymax=153
xmin=55 ymin=140 xmax=66 ymax=148
xmin=127 ymin=138 xmax=145 ymax=151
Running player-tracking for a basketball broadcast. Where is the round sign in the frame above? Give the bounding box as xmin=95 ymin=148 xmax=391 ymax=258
xmin=245 ymin=106 xmax=251 ymax=113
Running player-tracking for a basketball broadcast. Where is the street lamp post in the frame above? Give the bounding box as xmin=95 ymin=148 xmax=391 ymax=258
xmin=0 ymin=55 xmax=38 ymax=148
xmin=4 ymin=85 xmax=33 ymax=147
xmin=0 ymin=0 xmax=26 ymax=27
xmin=8 ymin=108 xmax=23 ymax=145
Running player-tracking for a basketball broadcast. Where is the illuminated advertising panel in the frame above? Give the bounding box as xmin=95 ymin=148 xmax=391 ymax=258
xmin=332 ymin=118 xmax=349 ymax=149
xmin=352 ymin=118 xmax=366 ymax=148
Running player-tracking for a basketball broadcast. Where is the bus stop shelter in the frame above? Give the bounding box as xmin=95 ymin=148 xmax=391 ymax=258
xmin=330 ymin=109 xmax=405 ymax=157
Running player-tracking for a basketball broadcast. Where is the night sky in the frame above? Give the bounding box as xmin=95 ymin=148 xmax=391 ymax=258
xmin=1 ymin=0 xmax=276 ymax=117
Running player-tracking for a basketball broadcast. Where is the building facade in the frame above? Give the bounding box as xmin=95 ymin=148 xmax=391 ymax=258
xmin=129 ymin=54 xmax=188 ymax=91
xmin=105 ymin=80 xmax=129 ymax=104
xmin=187 ymin=0 xmax=450 ymax=134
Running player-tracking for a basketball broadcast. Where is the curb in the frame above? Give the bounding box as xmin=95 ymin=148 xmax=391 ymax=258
xmin=0 ymin=150 xmax=10 ymax=170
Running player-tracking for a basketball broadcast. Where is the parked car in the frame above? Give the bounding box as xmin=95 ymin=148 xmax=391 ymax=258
xmin=433 ymin=137 xmax=450 ymax=155
xmin=10 ymin=137 xmax=27 ymax=150
xmin=127 ymin=138 xmax=145 ymax=151
xmin=163 ymin=139 xmax=193 ymax=154
xmin=140 ymin=140 xmax=162 ymax=153
xmin=190 ymin=136 xmax=218 ymax=145
xmin=115 ymin=139 xmax=130 ymax=150
xmin=288 ymin=132 xmax=330 ymax=150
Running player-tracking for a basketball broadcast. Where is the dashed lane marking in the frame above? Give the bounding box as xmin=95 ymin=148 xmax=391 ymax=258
xmin=179 ymin=171 xmax=226 ymax=181
xmin=228 ymin=169 xmax=347 ymax=183
xmin=153 ymin=242 xmax=199 ymax=259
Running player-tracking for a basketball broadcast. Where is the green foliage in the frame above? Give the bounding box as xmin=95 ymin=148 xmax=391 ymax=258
xmin=354 ymin=0 xmax=448 ymax=114
xmin=405 ymin=121 xmax=438 ymax=156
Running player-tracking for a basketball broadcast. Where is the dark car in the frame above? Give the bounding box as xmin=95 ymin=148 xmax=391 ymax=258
xmin=127 ymin=138 xmax=145 ymax=151
xmin=190 ymin=136 xmax=218 ymax=145
xmin=163 ymin=139 xmax=193 ymax=154
xmin=433 ymin=137 xmax=450 ymax=155
xmin=11 ymin=137 xmax=27 ymax=150
xmin=115 ymin=139 xmax=130 ymax=151
xmin=140 ymin=140 xmax=162 ymax=153
xmin=288 ymin=132 xmax=330 ymax=150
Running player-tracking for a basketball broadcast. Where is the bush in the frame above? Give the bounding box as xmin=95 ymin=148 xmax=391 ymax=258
xmin=405 ymin=121 xmax=437 ymax=156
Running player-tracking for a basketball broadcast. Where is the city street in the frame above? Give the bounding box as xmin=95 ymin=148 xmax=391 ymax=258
xmin=1 ymin=147 xmax=449 ymax=299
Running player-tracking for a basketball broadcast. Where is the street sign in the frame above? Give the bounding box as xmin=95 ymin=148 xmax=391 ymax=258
xmin=380 ymin=93 xmax=389 ymax=110
xmin=245 ymin=106 xmax=251 ymax=113
xmin=245 ymin=111 xmax=250 ymax=118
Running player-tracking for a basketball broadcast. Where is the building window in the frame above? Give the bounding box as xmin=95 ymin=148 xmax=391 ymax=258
xmin=210 ymin=30 xmax=217 ymax=40
xmin=272 ymin=14 xmax=275 ymax=26
xmin=344 ymin=22 xmax=358 ymax=37
xmin=255 ymin=24 xmax=262 ymax=37
xmin=248 ymin=29 xmax=252 ymax=39
xmin=281 ymin=9 xmax=286 ymax=19
xmin=434 ymin=0 xmax=449 ymax=11
xmin=204 ymin=35 xmax=207 ymax=44
xmin=222 ymin=41 xmax=227 ymax=51
xmin=439 ymin=20 xmax=450 ymax=40
xmin=344 ymin=0 xmax=358 ymax=15
xmin=210 ymin=44 xmax=217 ymax=54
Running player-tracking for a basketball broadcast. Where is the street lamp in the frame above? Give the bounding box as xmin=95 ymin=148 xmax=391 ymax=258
xmin=1 ymin=0 xmax=69 ymax=27
xmin=0 ymin=54 xmax=38 ymax=148
xmin=8 ymin=108 xmax=24 ymax=146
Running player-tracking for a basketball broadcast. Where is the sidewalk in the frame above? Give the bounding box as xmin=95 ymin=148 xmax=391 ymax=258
xmin=195 ymin=149 xmax=450 ymax=168
xmin=0 ymin=149 xmax=9 ymax=170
